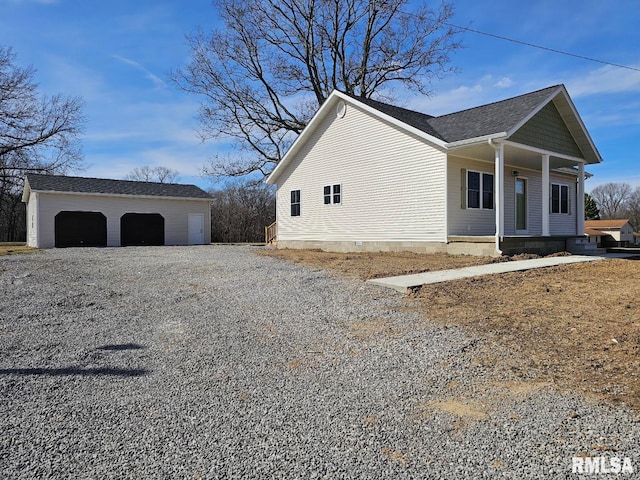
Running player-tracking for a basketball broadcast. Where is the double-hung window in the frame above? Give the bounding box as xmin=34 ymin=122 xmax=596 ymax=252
xmin=323 ymin=184 xmax=341 ymax=205
xmin=466 ymin=171 xmax=494 ymax=210
xmin=290 ymin=190 xmax=301 ymax=216
xmin=551 ymin=184 xmax=569 ymax=214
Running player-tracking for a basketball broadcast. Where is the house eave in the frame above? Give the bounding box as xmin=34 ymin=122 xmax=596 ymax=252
xmin=445 ymin=132 xmax=508 ymax=150
xmin=26 ymin=189 xmax=213 ymax=202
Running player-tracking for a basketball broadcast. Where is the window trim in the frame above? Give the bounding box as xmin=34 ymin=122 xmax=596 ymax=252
xmin=323 ymin=184 xmax=342 ymax=205
xmin=290 ymin=189 xmax=301 ymax=217
xmin=465 ymin=170 xmax=494 ymax=210
xmin=550 ymin=183 xmax=569 ymax=214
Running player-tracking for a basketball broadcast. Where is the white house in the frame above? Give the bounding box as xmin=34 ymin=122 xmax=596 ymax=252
xmin=22 ymin=174 xmax=212 ymax=248
xmin=265 ymin=85 xmax=602 ymax=256
xmin=584 ymin=219 xmax=635 ymax=247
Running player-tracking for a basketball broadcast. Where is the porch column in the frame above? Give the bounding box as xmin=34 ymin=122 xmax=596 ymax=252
xmin=494 ymin=143 xmax=504 ymax=241
xmin=541 ymin=154 xmax=550 ymax=236
xmin=577 ymin=163 xmax=585 ymax=235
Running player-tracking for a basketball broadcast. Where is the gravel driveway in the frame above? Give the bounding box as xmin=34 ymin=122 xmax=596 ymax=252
xmin=1 ymin=246 xmax=638 ymax=479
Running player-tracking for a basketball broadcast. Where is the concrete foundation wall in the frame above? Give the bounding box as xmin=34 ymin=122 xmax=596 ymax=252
xmin=277 ymin=239 xmax=448 ymax=254
xmin=499 ymin=237 xmax=568 ymax=256
xmin=279 ymin=237 xmax=575 ymax=257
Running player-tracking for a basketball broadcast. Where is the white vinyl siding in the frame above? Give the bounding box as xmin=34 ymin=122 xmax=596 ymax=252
xmin=275 ymin=102 xmax=447 ymax=243
xmin=31 ymin=192 xmax=211 ymax=248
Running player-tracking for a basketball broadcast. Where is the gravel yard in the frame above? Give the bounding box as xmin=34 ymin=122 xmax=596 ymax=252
xmin=1 ymin=246 xmax=638 ymax=478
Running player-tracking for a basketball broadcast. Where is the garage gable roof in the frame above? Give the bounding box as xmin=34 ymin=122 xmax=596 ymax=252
xmin=24 ymin=174 xmax=212 ymax=200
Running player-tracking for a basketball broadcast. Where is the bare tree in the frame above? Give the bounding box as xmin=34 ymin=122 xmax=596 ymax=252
xmin=0 ymin=46 xmax=85 ymax=241
xmin=125 ymin=166 xmax=180 ymax=183
xmin=590 ymin=182 xmax=632 ymax=219
xmin=210 ymin=180 xmax=276 ymax=242
xmin=172 ymin=0 xmax=461 ymax=178
xmin=624 ymin=187 xmax=640 ymax=230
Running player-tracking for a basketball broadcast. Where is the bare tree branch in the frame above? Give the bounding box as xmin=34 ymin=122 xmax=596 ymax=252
xmin=172 ymin=0 xmax=461 ymax=179
xmin=0 ymin=46 xmax=85 ymax=241
xmin=125 ymin=166 xmax=181 ymax=183
xmin=591 ymin=183 xmax=632 ymax=219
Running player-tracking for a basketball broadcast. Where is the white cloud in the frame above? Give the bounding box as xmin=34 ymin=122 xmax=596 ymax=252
xmin=565 ymin=64 xmax=640 ymax=98
xmin=111 ymin=54 xmax=166 ymax=89
xmin=403 ymin=75 xmax=523 ymax=115
xmin=495 ymin=77 xmax=514 ymax=88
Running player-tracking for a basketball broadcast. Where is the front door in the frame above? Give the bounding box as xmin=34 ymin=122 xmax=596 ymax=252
xmin=515 ymin=178 xmax=527 ymax=233
xmin=188 ymin=213 xmax=205 ymax=245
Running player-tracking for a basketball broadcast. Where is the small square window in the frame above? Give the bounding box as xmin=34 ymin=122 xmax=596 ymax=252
xmin=323 ymin=184 xmax=341 ymax=205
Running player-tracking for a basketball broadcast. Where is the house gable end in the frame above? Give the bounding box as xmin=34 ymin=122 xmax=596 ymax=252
xmin=266 ymin=90 xmax=446 ymax=185
xmin=508 ymin=101 xmax=583 ymax=159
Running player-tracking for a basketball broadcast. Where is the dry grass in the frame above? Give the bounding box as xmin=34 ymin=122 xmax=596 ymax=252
xmin=257 ymin=248 xmax=499 ymax=280
xmin=410 ymin=258 xmax=640 ymax=410
xmin=0 ymin=244 xmax=38 ymax=256
xmin=259 ymin=248 xmax=640 ymax=411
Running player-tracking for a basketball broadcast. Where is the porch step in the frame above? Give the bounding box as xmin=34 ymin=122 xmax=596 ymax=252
xmin=566 ymin=244 xmax=606 ymax=255
xmin=566 ymin=236 xmax=606 ymax=255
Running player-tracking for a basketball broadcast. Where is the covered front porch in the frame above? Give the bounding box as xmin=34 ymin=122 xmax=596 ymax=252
xmin=447 ymin=137 xmax=588 ymax=255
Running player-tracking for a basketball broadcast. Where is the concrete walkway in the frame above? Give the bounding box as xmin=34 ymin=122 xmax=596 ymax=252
xmin=367 ymin=253 xmax=636 ymax=292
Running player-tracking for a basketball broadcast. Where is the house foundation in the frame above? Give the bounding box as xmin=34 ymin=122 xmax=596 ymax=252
xmin=276 ymin=236 xmax=591 ymax=257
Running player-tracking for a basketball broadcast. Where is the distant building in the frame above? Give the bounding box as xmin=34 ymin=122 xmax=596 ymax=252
xmin=23 ymin=174 xmax=212 ymax=248
xmin=584 ymin=219 xmax=634 ymax=247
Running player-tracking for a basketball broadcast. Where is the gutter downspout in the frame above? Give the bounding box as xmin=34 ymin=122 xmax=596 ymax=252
xmin=488 ymin=138 xmax=503 ymax=256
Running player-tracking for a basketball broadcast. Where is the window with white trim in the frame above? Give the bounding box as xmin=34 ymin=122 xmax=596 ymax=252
xmin=466 ymin=171 xmax=494 ymax=209
xmin=290 ymin=190 xmax=301 ymax=216
xmin=323 ymin=184 xmax=341 ymax=205
xmin=551 ymin=183 xmax=569 ymax=214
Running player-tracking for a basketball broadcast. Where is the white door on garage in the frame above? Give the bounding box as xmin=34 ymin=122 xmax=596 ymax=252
xmin=188 ymin=213 xmax=205 ymax=245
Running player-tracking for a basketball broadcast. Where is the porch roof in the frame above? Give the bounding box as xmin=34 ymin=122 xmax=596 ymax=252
xmin=356 ymin=86 xmax=556 ymax=144
xmin=354 ymin=84 xmax=602 ymax=166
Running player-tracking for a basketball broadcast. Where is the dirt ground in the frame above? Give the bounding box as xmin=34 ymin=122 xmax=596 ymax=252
xmin=257 ymin=248 xmax=500 ymax=280
xmin=259 ymin=249 xmax=640 ymax=411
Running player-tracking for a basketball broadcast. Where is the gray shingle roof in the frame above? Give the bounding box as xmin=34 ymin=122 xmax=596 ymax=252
xmin=26 ymin=174 xmax=212 ymax=199
xmin=352 ymin=85 xmax=561 ymax=143
xmin=349 ymin=96 xmax=443 ymax=139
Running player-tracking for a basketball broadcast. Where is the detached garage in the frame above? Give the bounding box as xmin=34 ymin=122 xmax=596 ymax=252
xmin=23 ymin=174 xmax=212 ymax=248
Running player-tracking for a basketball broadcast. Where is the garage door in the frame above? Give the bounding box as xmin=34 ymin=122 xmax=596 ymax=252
xmin=55 ymin=211 xmax=107 ymax=248
xmin=120 ymin=213 xmax=165 ymax=246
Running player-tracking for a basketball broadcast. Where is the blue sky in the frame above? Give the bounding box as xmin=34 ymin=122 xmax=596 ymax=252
xmin=2 ymin=0 xmax=639 ymax=191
